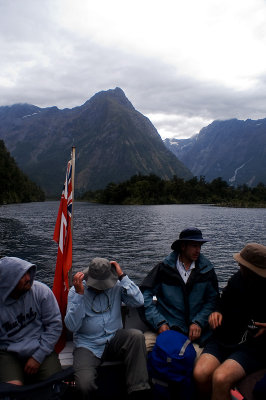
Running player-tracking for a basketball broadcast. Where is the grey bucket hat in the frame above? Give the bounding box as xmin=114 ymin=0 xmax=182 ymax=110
xmin=171 ymin=227 xmax=209 ymax=251
xmin=233 ymin=243 xmax=266 ymax=278
xmin=83 ymin=257 xmax=118 ymax=290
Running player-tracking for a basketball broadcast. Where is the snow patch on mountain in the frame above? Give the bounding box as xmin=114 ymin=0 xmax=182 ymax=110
xmin=229 ymin=160 xmax=252 ymax=183
xmin=22 ymin=112 xmax=40 ymax=119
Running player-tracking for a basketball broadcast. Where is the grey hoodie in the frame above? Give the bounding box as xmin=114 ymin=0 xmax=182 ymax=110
xmin=0 ymin=257 xmax=62 ymax=364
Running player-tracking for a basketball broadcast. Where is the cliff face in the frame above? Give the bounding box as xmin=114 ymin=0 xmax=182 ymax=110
xmin=164 ymin=118 xmax=266 ymax=187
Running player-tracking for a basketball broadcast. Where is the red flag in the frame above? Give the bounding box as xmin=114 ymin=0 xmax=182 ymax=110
xmin=52 ymin=160 xmax=73 ymax=353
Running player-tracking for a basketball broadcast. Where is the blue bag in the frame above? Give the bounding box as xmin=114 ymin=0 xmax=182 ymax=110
xmin=148 ymin=330 xmax=196 ymax=400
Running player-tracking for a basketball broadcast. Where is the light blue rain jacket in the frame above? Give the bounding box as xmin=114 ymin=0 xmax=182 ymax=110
xmin=65 ymin=275 xmax=143 ymax=358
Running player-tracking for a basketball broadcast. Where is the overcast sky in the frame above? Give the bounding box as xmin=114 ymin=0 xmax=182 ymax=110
xmin=1 ymin=0 xmax=266 ymax=139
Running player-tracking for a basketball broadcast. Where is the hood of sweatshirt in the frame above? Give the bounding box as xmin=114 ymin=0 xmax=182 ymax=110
xmin=0 ymin=256 xmax=36 ymax=303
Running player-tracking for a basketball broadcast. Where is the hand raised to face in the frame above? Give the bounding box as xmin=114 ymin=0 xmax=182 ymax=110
xmin=110 ymin=260 xmax=124 ymax=278
xmin=72 ymin=272 xmax=85 ymax=295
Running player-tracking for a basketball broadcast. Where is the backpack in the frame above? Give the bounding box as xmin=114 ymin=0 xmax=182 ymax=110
xmin=148 ymin=330 xmax=196 ymax=400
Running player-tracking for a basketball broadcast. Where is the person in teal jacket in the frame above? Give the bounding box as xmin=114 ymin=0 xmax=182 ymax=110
xmin=141 ymin=227 xmax=219 ymax=348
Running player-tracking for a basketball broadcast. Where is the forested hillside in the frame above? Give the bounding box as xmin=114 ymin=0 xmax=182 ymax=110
xmin=0 ymin=140 xmax=45 ymax=204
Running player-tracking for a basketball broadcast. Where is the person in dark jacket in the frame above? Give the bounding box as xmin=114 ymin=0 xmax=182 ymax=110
xmin=193 ymin=243 xmax=266 ymax=400
xmin=140 ymin=227 xmax=219 ymax=351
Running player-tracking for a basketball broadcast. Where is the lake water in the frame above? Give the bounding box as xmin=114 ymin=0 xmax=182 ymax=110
xmin=0 ymin=202 xmax=265 ymax=290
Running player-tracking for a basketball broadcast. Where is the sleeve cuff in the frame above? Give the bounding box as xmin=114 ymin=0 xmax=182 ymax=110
xmin=157 ymin=320 xmax=167 ymax=327
xmin=119 ymin=273 xmax=127 ymax=281
xmin=192 ymin=320 xmax=202 ymax=327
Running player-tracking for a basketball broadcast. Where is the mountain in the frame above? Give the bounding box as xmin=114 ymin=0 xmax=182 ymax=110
xmin=0 ymin=139 xmax=45 ymax=204
xmin=164 ymin=118 xmax=266 ymax=187
xmin=0 ymin=88 xmax=192 ymax=197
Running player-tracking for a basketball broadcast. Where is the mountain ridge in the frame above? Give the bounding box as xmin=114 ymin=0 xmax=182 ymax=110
xmin=164 ymin=118 xmax=266 ymax=187
xmin=0 ymin=88 xmax=192 ymax=196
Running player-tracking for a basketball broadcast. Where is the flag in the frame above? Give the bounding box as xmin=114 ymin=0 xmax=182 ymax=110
xmin=52 ymin=160 xmax=73 ymax=353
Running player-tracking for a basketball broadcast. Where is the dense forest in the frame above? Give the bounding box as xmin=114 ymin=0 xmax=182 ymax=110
xmin=80 ymin=174 xmax=266 ymax=207
xmin=0 ymin=140 xmax=45 ymax=205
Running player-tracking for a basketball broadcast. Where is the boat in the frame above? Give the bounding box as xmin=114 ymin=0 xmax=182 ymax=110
xmin=1 ymin=148 xmax=265 ymax=400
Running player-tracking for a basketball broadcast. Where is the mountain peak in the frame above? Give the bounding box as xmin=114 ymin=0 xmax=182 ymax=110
xmin=83 ymin=87 xmax=135 ymax=111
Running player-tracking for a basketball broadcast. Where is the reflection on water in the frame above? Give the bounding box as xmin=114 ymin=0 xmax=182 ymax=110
xmin=0 ymin=202 xmax=265 ymax=289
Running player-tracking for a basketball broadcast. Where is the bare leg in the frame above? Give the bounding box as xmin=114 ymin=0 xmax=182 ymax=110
xmin=193 ymin=353 xmax=221 ymax=400
xmin=211 ymin=359 xmax=246 ymax=400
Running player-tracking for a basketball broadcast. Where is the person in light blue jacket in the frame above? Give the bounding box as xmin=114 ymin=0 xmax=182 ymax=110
xmin=0 ymin=256 xmax=62 ymax=385
xmin=65 ymin=257 xmax=151 ymax=400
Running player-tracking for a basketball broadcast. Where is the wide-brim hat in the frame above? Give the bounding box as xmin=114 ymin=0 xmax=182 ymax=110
xmin=83 ymin=257 xmax=118 ymax=290
xmin=171 ymin=227 xmax=209 ymax=251
xmin=233 ymin=243 xmax=266 ymax=278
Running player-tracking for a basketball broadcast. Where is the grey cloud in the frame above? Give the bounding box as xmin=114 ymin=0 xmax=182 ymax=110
xmin=0 ymin=0 xmax=57 ymax=43
xmin=1 ymin=1 xmax=266 ymax=139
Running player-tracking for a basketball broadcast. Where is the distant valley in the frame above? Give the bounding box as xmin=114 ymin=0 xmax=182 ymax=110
xmin=164 ymin=118 xmax=266 ymax=187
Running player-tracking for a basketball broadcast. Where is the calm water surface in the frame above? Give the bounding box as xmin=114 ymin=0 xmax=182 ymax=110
xmin=0 ymin=202 xmax=265 ymax=289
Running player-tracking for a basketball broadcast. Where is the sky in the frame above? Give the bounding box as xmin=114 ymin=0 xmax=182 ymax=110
xmin=1 ymin=0 xmax=266 ymax=139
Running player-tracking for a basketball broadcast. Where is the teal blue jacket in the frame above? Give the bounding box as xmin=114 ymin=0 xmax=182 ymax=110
xmin=141 ymin=251 xmax=219 ymax=346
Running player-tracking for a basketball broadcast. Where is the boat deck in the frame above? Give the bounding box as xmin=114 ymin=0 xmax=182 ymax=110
xmin=59 ymin=341 xmax=73 ymax=369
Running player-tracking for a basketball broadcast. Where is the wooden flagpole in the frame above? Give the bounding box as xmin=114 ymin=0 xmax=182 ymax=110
xmin=69 ymin=146 xmax=75 ymax=286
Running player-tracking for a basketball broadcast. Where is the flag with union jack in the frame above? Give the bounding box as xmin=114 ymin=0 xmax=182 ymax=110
xmin=52 ymin=159 xmax=73 ymax=353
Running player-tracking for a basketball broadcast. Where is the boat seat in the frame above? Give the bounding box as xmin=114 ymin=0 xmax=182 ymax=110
xmin=123 ymin=305 xmax=151 ymax=332
xmin=59 ymin=340 xmax=74 ymax=369
xmin=233 ymin=368 xmax=266 ymax=400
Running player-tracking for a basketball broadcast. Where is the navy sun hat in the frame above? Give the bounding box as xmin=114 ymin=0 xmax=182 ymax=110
xmin=171 ymin=227 xmax=209 ymax=250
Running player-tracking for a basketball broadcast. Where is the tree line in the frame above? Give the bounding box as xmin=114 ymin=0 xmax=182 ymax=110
xmin=80 ymin=174 xmax=266 ymax=207
xmin=0 ymin=140 xmax=45 ymax=205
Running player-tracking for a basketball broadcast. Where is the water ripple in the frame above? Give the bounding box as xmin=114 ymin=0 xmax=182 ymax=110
xmin=0 ymin=202 xmax=265 ymax=290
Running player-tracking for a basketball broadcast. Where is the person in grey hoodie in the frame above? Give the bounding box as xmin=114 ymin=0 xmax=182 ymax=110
xmin=0 ymin=256 xmax=62 ymax=385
